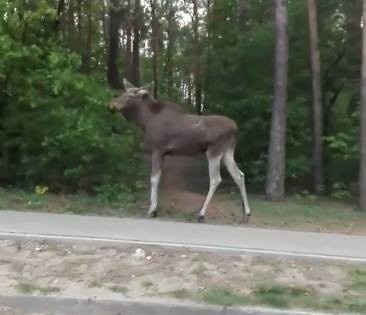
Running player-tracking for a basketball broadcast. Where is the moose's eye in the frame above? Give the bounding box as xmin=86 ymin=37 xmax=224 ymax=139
xmin=141 ymin=92 xmax=149 ymax=100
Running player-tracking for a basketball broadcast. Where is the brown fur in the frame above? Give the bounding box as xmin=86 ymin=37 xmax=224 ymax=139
xmin=109 ymin=93 xmax=237 ymax=157
xmin=108 ymin=86 xmax=250 ymax=223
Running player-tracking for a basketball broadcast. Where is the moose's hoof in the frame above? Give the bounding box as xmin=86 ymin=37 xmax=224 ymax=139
xmin=242 ymin=214 xmax=251 ymax=224
xmin=197 ymin=215 xmax=205 ymax=223
xmin=148 ymin=210 xmax=158 ymax=218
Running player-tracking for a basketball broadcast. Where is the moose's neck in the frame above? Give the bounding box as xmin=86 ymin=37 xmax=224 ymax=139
xmin=121 ymin=102 xmax=152 ymax=129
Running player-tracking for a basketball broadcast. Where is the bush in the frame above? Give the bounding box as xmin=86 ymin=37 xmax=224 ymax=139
xmin=0 ymin=0 xmax=142 ymax=192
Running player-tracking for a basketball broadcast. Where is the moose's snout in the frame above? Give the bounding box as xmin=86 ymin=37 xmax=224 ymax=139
xmin=108 ymin=99 xmax=122 ymax=111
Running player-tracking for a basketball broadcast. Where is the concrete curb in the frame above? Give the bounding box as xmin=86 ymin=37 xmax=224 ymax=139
xmin=0 ymin=295 xmax=354 ymax=315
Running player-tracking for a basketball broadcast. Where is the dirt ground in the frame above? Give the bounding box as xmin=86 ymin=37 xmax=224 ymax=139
xmin=0 ymin=239 xmax=365 ymax=314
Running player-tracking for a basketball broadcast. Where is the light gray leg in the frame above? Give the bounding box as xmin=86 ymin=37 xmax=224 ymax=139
xmin=148 ymin=151 xmax=163 ymax=217
xmin=223 ymin=147 xmax=251 ymax=222
xmin=198 ymin=153 xmax=223 ymax=221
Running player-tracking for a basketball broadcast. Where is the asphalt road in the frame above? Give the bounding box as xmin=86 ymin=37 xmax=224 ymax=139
xmin=0 ymin=296 xmax=337 ymax=315
xmin=0 ymin=210 xmax=366 ymax=262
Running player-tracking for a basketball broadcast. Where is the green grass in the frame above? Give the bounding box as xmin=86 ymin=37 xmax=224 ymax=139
xmin=200 ymin=287 xmax=249 ymax=306
xmin=15 ymin=282 xmax=60 ymax=295
xmin=163 ymin=283 xmax=366 ymax=313
xmin=191 ymin=264 xmax=207 ymax=275
xmin=0 ymin=188 xmax=141 ymax=217
xmin=348 ymin=269 xmax=366 ymax=291
xmin=253 ymin=285 xmax=310 ymax=308
xmin=108 ymin=285 xmax=128 ymax=294
xmin=141 ymin=280 xmax=154 ymax=289
xmin=167 ymin=289 xmax=192 ymax=299
xmin=218 ymin=193 xmax=366 ymax=234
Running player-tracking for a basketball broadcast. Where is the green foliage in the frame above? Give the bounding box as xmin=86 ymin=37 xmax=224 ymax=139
xmin=0 ymin=0 xmax=141 ymax=192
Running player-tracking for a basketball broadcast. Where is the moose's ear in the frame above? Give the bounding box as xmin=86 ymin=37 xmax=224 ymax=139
xmin=123 ymin=78 xmax=135 ymax=91
xmin=142 ymin=81 xmax=154 ymax=91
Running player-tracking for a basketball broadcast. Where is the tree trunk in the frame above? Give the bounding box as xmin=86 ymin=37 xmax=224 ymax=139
xmin=131 ymin=0 xmax=140 ymax=85
xmin=360 ymin=0 xmax=366 ymax=211
xmin=107 ymin=0 xmax=124 ymax=89
xmin=67 ymin=0 xmax=76 ymax=49
xmin=84 ymin=0 xmax=93 ymax=73
xmin=237 ymin=0 xmax=248 ymax=32
xmin=203 ymin=0 xmax=212 ymax=111
xmin=54 ymin=0 xmax=65 ymax=33
xmin=265 ymin=0 xmax=288 ymax=201
xmin=150 ymin=0 xmax=159 ymax=98
xmin=124 ymin=0 xmax=132 ymax=80
xmin=101 ymin=0 xmax=108 ymax=49
xmin=166 ymin=3 xmax=175 ymax=99
xmin=193 ymin=0 xmax=201 ymax=114
xmin=77 ymin=0 xmax=83 ymax=49
xmin=307 ymin=0 xmax=324 ymax=194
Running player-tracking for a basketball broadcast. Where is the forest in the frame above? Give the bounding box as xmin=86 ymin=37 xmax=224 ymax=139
xmin=1 ymin=0 xmax=366 ymax=211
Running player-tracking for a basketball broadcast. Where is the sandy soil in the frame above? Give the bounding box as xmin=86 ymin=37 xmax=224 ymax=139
xmin=0 ymin=239 xmax=362 ymax=306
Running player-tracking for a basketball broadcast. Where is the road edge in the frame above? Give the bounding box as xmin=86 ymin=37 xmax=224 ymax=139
xmin=0 ymin=295 xmax=350 ymax=315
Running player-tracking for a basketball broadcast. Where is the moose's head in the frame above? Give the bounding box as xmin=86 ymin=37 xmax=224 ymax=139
xmin=108 ymin=78 xmax=154 ymax=113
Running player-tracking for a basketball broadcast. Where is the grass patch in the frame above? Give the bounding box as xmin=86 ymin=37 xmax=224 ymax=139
xmin=217 ymin=193 xmax=366 ymax=234
xmin=191 ymin=263 xmax=207 ymax=275
xmin=253 ymin=285 xmax=310 ymax=308
xmin=0 ymin=188 xmax=143 ymax=217
xmin=348 ymin=269 xmax=366 ymax=291
xmin=167 ymin=289 xmax=192 ymax=299
xmin=200 ymin=287 xmax=249 ymax=306
xmin=141 ymin=280 xmax=154 ymax=289
xmin=108 ymin=285 xmax=128 ymax=294
xmin=15 ymin=282 xmax=60 ymax=295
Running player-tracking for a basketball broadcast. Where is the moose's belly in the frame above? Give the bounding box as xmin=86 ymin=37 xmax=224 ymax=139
xmin=163 ymin=138 xmax=208 ymax=156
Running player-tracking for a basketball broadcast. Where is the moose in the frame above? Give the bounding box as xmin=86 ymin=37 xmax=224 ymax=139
xmin=108 ymin=79 xmax=251 ymax=223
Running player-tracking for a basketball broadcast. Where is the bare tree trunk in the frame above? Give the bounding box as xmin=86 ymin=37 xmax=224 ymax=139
xmin=131 ymin=0 xmax=140 ymax=85
xmin=124 ymin=0 xmax=132 ymax=80
xmin=308 ymin=0 xmax=324 ymax=194
xmin=360 ymin=0 xmax=366 ymax=211
xmin=150 ymin=0 xmax=159 ymax=98
xmin=166 ymin=2 xmax=175 ymax=99
xmin=237 ymin=0 xmax=248 ymax=32
xmin=77 ymin=0 xmax=83 ymax=49
xmin=84 ymin=0 xmax=93 ymax=73
xmin=193 ymin=0 xmax=202 ymax=114
xmin=203 ymin=0 xmax=212 ymax=111
xmin=54 ymin=0 xmax=65 ymax=33
xmin=265 ymin=0 xmax=288 ymax=201
xmin=67 ymin=0 xmax=76 ymax=49
xmin=107 ymin=0 xmax=124 ymax=89
xmin=187 ymin=74 xmax=192 ymax=106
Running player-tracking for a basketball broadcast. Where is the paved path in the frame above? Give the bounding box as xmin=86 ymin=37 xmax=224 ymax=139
xmin=0 ymin=296 xmax=338 ymax=315
xmin=0 ymin=210 xmax=366 ymax=263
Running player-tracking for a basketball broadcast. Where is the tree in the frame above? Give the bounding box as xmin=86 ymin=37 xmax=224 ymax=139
xmin=360 ymin=0 xmax=366 ymax=211
xmin=107 ymin=0 xmax=124 ymax=89
xmin=265 ymin=0 xmax=288 ymax=201
xmin=307 ymin=0 xmax=324 ymax=194
xmin=166 ymin=2 xmax=176 ymax=98
xmin=54 ymin=0 xmax=65 ymax=32
xmin=124 ymin=0 xmax=132 ymax=80
xmin=150 ymin=0 xmax=159 ymax=98
xmin=193 ymin=0 xmax=202 ymax=114
xmin=131 ymin=0 xmax=141 ymax=85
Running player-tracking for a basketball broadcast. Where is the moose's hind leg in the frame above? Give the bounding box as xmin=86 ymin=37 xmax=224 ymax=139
xmin=148 ymin=151 xmax=163 ymax=218
xmin=198 ymin=153 xmax=223 ymax=222
xmin=223 ymin=146 xmax=251 ymax=223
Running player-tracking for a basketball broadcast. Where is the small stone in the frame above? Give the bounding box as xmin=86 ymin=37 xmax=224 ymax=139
xmin=180 ymin=254 xmax=187 ymax=258
xmin=146 ymin=256 xmax=152 ymax=260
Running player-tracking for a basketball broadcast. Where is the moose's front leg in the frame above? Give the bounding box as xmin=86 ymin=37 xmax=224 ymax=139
xmin=148 ymin=151 xmax=163 ymax=218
